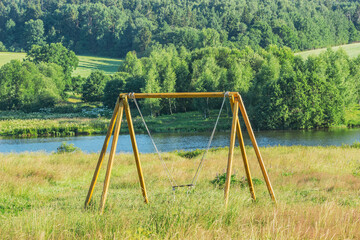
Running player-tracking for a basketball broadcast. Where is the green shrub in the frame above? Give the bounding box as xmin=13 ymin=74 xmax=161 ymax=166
xmin=341 ymin=141 xmax=360 ymax=148
xmin=210 ymin=173 xmax=263 ymax=188
xmin=82 ymin=70 xmax=109 ymax=103
xmin=351 ymin=141 xmax=360 ymax=148
xmin=176 ymin=149 xmax=204 ymax=159
xmin=211 ymin=173 xmax=237 ymax=187
xmin=0 ymin=41 xmax=7 ymax=52
xmin=102 ymin=73 xmax=128 ymax=108
xmin=56 ymin=142 xmax=80 ymax=153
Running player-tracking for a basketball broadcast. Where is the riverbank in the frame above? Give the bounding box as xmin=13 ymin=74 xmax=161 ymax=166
xmin=0 ymin=146 xmax=359 ymax=239
xmin=1 ymin=105 xmax=359 ymax=138
xmin=0 ymin=110 xmax=233 ymax=137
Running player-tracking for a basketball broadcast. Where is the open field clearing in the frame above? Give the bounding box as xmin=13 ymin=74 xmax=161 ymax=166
xmin=0 ymin=52 xmax=26 ymax=66
xmin=296 ymin=42 xmax=360 ymax=58
xmin=0 ymin=52 xmax=122 ymax=77
xmin=0 ymin=146 xmax=359 ymax=239
xmin=73 ymin=55 xmax=122 ymax=77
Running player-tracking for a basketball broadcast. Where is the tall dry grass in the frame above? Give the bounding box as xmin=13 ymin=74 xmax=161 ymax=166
xmin=0 ymin=146 xmax=359 ymax=239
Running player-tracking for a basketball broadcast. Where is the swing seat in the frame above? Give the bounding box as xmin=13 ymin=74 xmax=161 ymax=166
xmin=172 ymin=184 xmax=194 ymax=191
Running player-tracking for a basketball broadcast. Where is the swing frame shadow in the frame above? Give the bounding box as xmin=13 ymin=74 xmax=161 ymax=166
xmin=84 ymin=92 xmax=277 ymax=213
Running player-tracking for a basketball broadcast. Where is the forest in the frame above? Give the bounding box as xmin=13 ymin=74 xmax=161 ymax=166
xmin=2 ymin=0 xmax=360 ymax=57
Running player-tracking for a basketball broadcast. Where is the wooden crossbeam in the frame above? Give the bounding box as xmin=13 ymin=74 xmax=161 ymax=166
xmin=120 ymin=92 xmax=238 ymax=99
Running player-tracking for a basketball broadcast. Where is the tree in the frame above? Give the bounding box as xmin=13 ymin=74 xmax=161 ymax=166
xmin=82 ymin=70 xmax=109 ymax=103
xmin=102 ymin=72 xmax=128 ymax=108
xmin=0 ymin=60 xmax=64 ymax=111
xmin=199 ymin=28 xmax=220 ymax=48
xmin=142 ymin=65 xmax=161 ymax=116
xmin=23 ymin=19 xmax=45 ymax=50
xmin=118 ymin=51 xmax=143 ymax=76
xmin=0 ymin=41 xmax=7 ymax=52
xmin=71 ymin=75 xmax=85 ymax=94
xmin=162 ymin=65 xmax=176 ymax=114
xmin=26 ymin=43 xmax=79 ymax=86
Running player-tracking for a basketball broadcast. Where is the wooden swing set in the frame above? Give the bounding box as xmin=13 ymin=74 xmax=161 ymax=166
xmin=84 ymin=92 xmax=276 ymax=212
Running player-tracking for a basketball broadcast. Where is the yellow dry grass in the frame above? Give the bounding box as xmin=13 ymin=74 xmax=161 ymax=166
xmin=0 ymin=146 xmax=359 ymax=239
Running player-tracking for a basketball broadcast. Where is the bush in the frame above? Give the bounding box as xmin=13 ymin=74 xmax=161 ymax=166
xmin=0 ymin=60 xmax=64 ymax=111
xmin=82 ymin=70 xmax=109 ymax=103
xmin=71 ymin=75 xmax=85 ymax=93
xmin=102 ymin=73 xmax=127 ymax=108
xmin=0 ymin=41 xmax=7 ymax=52
xmin=211 ymin=172 xmax=237 ymax=187
xmin=56 ymin=142 xmax=80 ymax=153
xmin=341 ymin=141 xmax=360 ymax=148
xmin=210 ymin=172 xmax=263 ymax=188
xmin=176 ymin=149 xmax=204 ymax=159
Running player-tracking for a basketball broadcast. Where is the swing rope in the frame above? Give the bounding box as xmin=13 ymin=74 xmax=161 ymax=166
xmin=190 ymin=92 xmax=228 ymax=186
xmin=129 ymin=92 xmax=228 ymax=190
xmin=131 ymin=94 xmax=178 ymax=187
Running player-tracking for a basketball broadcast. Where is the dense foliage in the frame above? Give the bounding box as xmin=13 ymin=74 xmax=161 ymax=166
xmin=82 ymin=70 xmax=109 ymax=103
xmin=106 ymin=45 xmax=359 ymax=129
xmin=26 ymin=43 xmax=79 ymax=85
xmin=0 ymin=60 xmax=65 ymax=111
xmin=0 ymin=43 xmax=79 ymax=111
xmin=1 ymin=0 xmax=360 ymax=56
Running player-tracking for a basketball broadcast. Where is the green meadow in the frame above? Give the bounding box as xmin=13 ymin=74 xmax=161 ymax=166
xmin=296 ymin=42 xmax=360 ymax=58
xmin=0 ymin=146 xmax=359 ymax=239
xmin=72 ymin=55 xmax=123 ymax=77
xmin=0 ymin=52 xmax=122 ymax=77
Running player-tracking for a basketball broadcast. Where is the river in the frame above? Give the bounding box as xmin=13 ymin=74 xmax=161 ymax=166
xmin=0 ymin=128 xmax=359 ymax=153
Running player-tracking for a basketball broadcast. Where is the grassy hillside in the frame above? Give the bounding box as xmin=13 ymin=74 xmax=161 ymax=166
xmin=73 ymin=55 xmax=122 ymax=77
xmin=296 ymin=42 xmax=360 ymax=58
xmin=0 ymin=52 xmax=122 ymax=77
xmin=0 ymin=52 xmax=26 ymax=66
xmin=0 ymin=146 xmax=359 ymax=238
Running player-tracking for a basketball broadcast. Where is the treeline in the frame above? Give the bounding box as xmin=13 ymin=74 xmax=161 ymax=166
xmin=1 ymin=43 xmax=359 ymax=129
xmin=98 ymin=45 xmax=359 ymax=129
xmin=1 ymin=0 xmax=360 ymax=56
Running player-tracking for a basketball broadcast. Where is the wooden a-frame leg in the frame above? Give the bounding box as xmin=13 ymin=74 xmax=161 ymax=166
xmin=123 ymin=96 xmax=149 ymax=203
xmin=237 ymin=94 xmax=277 ymax=203
xmin=230 ymin=96 xmax=256 ymax=201
xmin=85 ymin=98 xmax=121 ymax=209
xmin=99 ymin=99 xmax=124 ymax=213
xmin=224 ymin=99 xmax=239 ymax=206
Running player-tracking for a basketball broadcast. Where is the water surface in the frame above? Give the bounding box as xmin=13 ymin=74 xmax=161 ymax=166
xmin=0 ymin=128 xmax=359 ymax=153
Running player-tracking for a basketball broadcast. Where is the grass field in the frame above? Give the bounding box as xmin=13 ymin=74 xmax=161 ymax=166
xmin=73 ymin=55 xmax=122 ymax=77
xmin=0 ymin=52 xmax=26 ymax=66
xmin=0 ymin=52 xmax=122 ymax=77
xmin=0 ymin=146 xmax=359 ymax=239
xmin=296 ymin=42 xmax=360 ymax=58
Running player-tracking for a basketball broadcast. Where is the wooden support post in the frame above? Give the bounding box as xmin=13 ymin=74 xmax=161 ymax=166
xmin=99 ymin=100 xmax=124 ymax=213
xmin=85 ymin=98 xmax=120 ymax=208
xmin=230 ymin=97 xmax=256 ymax=201
xmin=237 ymin=94 xmax=276 ymax=203
xmin=224 ymin=99 xmax=239 ymax=206
xmin=123 ymin=96 xmax=149 ymax=203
